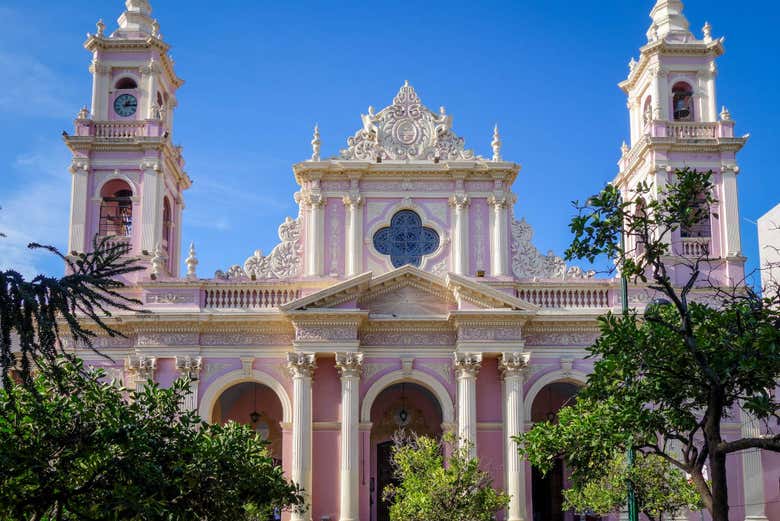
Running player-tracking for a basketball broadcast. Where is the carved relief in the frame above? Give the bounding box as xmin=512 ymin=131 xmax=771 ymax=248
xmin=136 ymin=332 xmax=198 ymax=346
xmin=200 ymin=332 xmax=293 ymax=346
xmin=295 ymin=326 xmax=357 ymax=342
xmin=340 ymin=82 xmax=475 ymax=161
xmin=458 ymin=325 xmax=523 ymax=342
xmin=511 ymin=218 xmax=595 ymax=280
xmin=362 ymin=362 xmax=394 ymax=381
xmin=202 ymin=361 xmax=234 ymax=381
xmin=523 ymin=329 xmax=600 ymax=347
xmin=419 ymin=361 xmax=454 ymax=384
xmin=145 ymin=292 xmax=195 ymax=304
xmin=215 ymin=217 xmax=303 ymax=280
xmin=360 ymin=331 xmax=456 ymax=347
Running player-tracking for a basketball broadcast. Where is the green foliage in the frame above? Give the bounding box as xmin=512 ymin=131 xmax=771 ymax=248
xmin=0 ymin=237 xmax=144 ymax=389
xmin=521 ymin=168 xmax=780 ymax=521
xmin=561 ymin=453 xmax=702 ymax=521
xmin=0 ymin=358 xmax=303 ymax=521
xmin=382 ymin=433 xmax=509 ymax=521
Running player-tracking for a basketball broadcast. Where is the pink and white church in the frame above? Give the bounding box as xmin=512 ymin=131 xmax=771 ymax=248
xmin=61 ymin=1 xmax=777 ymax=520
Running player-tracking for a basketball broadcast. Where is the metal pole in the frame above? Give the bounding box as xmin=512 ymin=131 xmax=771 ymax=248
xmin=619 ymin=192 xmax=639 ymax=521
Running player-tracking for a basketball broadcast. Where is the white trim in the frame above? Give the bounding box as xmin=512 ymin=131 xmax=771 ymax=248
xmin=198 ymin=369 xmax=292 ymax=424
xmin=360 ymin=369 xmax=454 ymax=424
xmin=95 ymin=173 xmax=139 ymax=198
xmin=523 ymin=369 xmax=588 ymax=420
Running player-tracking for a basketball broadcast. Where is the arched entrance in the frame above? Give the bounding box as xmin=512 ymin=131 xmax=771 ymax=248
xmin=213 ymin=382 xmax=285 ymax=466
xmin=530 ymin=381 xmax=594 ymax=521
xmin=370 ymin=382 xmax=444 ymax=521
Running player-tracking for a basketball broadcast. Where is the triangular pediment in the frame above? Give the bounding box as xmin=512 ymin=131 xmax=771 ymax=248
xmin=280 ymin=266 xmax=538 ymax=315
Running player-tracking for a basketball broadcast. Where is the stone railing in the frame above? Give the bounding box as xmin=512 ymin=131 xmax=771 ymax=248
xmin=203 ymin=284 xmax=301 ymax=310
xmin=96 ymin=234 xmax=132 ymax=251
xmin=93 ymin=121 xmax=148 ymax=138
xmin=681 ymin=237 xmax=711 ymax=257
xmin=514 ymin=284 xmax=613 ymax=310
xmin=665 ymin=122 xmax=718 ymax=140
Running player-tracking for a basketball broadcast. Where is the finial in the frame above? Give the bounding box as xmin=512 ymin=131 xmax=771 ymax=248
xmin=491 ymin=124 xmax=502 ymax=162
xmin=720 ymin=106 xmax=732 ymax=121
xmin=77 ymin=106 xmax=90 ymax=120
xmin=310 ymin=124 xmax=321 ymax=161
xmin=628 ymin=58 xmax=637 ymax=72
xmin=150 ymin=242 xmax=166 ymax=280
xmin=96 ymin=19 xmax=105 ymax=37
xmin=440 ymin=106 xmax=446 ymax=116
xmin=702 ymin=21 xmax=712 ymax=42
xmin=404 ymin=80 xmax=409 ymax=87
xmin=152 ymin=19 xmax=160 ymax=38
xmin=621 ymin=141 xmax=629 ymax=156
xmin=649 ymin=24 xmax=659 ymax=42
xmin=185 ymin=242 xmax=198 ymax=280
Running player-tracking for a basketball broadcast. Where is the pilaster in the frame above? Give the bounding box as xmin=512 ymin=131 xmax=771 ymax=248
xmin=287 ymin=352 xmax=317 ymax=521
xmin=302 ymin=189 xmax=325 ymax=277
xmin=89 ymin=58 xmax=110 ymax=120
xmin=343 ymin=192 xmax=364 ymax=277
xmin=488 ymin=193 xmax=510 ymax=277
xmin=68 ymin=159 xmax=90 ymax=253
xmin=175 ymin=355 xmax=202 ymax=411
xmin=336 ymin=352 xmax=363 ymax=521
xmin=500 ymin=352 xmax=530 ymax=521
xmin=453 ymin=352 xmax=481 ymax=457
xmin=450 ymin=193 xmax=470 ymax=275
xmin=140 ymin=160 xmax=162 ymax=255
xmin=721 ymin=165 xmax=742 ymax=258
xmin=741 ymin=409 xmax=769 ymax=521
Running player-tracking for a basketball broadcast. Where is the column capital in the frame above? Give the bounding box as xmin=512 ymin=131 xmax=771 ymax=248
xmin=126 ymin=355 xmax=157 ymax=382
xmin=287 ymin=352 xmax=317 ymax=378
xmin=342 ymin=192 xmax=363 ymax=208
xmin=449 ymin=193 xmax=470 ymax=209
xmin=300 ymin=190 xmax=325 ymax=209
xmin=175 ymin=355 xmax=202 ymax=379
xmin=499 ymin=352 xmax=530 ymax=379
xmin=487 ymin=192 xmax=510 ymax=209
xmin=453 ymin=352 xmax=482 ymax=378
xmin=335 ymin=352 xmax=364 ymax=378
xmin=89 ymin=58 xmax=110 ymax=75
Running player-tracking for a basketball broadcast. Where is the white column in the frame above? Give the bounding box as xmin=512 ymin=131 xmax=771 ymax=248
xmin=453 ymin=352 xmax=481 ymax=457
xmin=89 ymin=58 xmax=110 ymax=119
xmin=488 ymin=194 xmax=509 ymax=277
xmin=652 ymin=67 xmax=664 ymax=121
xmin=721 ymin=166 xmax=742 ymax=258
xmin=706 ymin=65 xmax=718 ymax=122
xmin=450 ymin=194 xmax=470 ymax=275
xmin=343 ymin=193 xmax=363 ymax=277
xmin=305 ymin=192 xmax=325 ymax=277
xmin=68 ymin=161 xmax=89 ymax=253
xmin=140 ymin=162 xmax=161 ymax=254
xmin=142 ymin=59 xmax=159 ymax=119
xmin=126 ymin=355 xmax=156 ymax=393
xmin=288 ymin=352 xmax=316 ymax=521
xmin=175 ymin=356 xmax=202 ymax=411
xmin=500 ymin=352 xmax=529 ymax=521
xmin=336 ymin=353 xmax=363 ymax=521
xmin=741 ymin=409 xmax=769 ymax=521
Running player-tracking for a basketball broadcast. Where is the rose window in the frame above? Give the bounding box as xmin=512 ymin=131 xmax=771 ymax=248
xmin=373 ymin=210 xmax=439 ymax=268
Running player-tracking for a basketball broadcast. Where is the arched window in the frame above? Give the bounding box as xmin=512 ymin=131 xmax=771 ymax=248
xmin=373 ymin=210 xmax=439 ymax=268
xmin=162 ymin=197 xmax=173 ymax=251
xmin=681 ymin=193 xmax=712 ymax=239
xmin=672 ymin=82 xmax=694 ymax=121
xmin=99 ymin=180 xmax=133 ymax=237
xmin=115 ymin=77 xmax=138 ymax=90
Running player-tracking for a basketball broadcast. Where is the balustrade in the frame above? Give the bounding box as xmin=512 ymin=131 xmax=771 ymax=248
xmin=665 ymin=122 xmax=718 ymax=140
xmin=203 ymin=285 xmax=301 ymax=310
xmin=681 ymin=237 xmax=711 ymax=257
xmin=515 ymin=285 xmax=611 ymax=309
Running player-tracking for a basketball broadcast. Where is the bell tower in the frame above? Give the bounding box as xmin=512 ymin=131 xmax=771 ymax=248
xmin=64 ymin=0 xmax=190 ymax=279
xmin=617 ymin=0 xmax=749 ymax=286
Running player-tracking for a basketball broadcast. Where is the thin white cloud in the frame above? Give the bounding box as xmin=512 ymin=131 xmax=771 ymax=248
xmin=0 ymin=50 xmax=76 ymax=118
xmin=0 ymin=141 xmax=70 ymax=278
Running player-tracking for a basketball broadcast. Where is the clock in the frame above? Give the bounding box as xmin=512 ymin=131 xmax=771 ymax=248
xmin=113 ymin=94 xmax=138 ymax=117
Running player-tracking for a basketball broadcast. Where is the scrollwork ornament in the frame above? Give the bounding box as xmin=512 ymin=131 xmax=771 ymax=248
xmin=510 ymin=218 xmax=595 ymax=280
xmin=499 ymin=352 xmax=530 ymax=378
xmin=335 ymin=352 xmax=364 ymax=378
xmin=286 ymin=352 xmax=316 ymax=378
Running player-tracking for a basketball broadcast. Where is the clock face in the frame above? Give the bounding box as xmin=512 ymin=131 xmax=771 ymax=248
xmin=113 ymin=94 xmax=138 ymax=117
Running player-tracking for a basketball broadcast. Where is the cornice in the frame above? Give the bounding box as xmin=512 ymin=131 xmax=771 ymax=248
xmin=84 ymin=35 xmax=184 ymax=88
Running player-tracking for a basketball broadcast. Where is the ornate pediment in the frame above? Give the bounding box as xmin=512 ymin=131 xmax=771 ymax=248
xmin=340 ymin=82 xmax=475 ymax=162
xmin=511 ymin=218 xmax=595 ymax=280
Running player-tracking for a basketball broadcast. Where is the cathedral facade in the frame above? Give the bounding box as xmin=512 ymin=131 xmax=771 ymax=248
xmin=62 ymin=1 xmax=777 ymax=520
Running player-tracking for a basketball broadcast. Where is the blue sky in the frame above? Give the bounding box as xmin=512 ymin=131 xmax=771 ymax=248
xmin=1 ymin=0 xmax=778 ymax=284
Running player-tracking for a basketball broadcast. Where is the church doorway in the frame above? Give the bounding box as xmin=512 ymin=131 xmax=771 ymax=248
xmin=530 ymin=381 xmax=592 ymax=521
xmin=213 ymin=382 xmax=284 ymax=467
xmin=370 ymin=382 xmax=443 ymax=521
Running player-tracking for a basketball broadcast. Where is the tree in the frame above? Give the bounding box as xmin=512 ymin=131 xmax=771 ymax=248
xmin=517 ymin=169 xmax=780 ymax=521
xmin=561 ymin=450 xmax=701 ymax=520
xmin=0 ymin=237 xmax=143 ymax=388
xmin=0 ymin=358 xmax=304 ymax=520
xmin=382 ymin=433 xmax=509 ymax=521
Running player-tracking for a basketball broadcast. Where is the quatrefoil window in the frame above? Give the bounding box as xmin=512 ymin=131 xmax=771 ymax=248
xmin=373 ymin=210 xmax=439 ymax=268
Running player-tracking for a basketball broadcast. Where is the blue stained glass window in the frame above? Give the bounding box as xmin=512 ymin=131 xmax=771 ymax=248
xmin=373 ymin=210 xmax=440 ymax=268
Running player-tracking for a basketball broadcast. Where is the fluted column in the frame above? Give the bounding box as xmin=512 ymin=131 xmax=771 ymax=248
xmin=453 ymin=352 xmax=481 ymax=457
xmin=343 ymin=193 xmax=363 ymax=277
xmin=721 ymin=165 xmax=742 ymax=259
xmin=741 ymin=409 xmax=769 ymax=521
xmin=175 ymin=356 xmax=202 ymax=411
xmin=488 ymin=194 xmax=509 ymax=277
xmin=89 ymin=58 xmax=110 ymax=119
xmin=336 ymin=353 xmax=363 ymax=521
xmin=500 ymin=352 xmax=529 ymax=521
xmin=68 ymin=159 xmax=89 ymax=253
xmin=287 ymin=352 xmax=317 ymax=521
xmin=450 ymin=194 xmax=470 ymax=275
xmin=140 ymin=160 xmax=162 ymax=254
xmin=141 ymin=57 xmax=160 ymax=119
xmin=303 ymin=191 xmax=325 ymax=277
